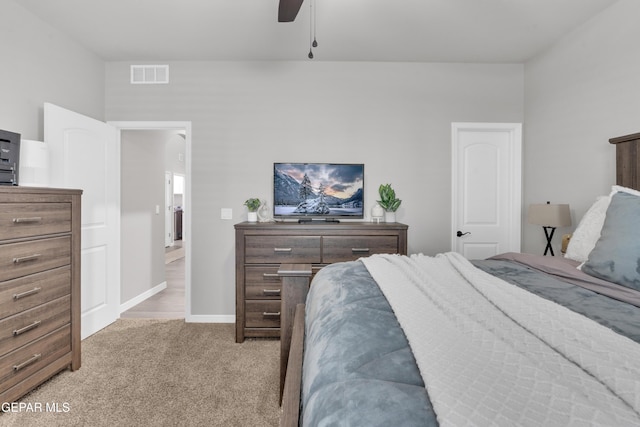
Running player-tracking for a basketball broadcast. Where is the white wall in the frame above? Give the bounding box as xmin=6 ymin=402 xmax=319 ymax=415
xmin=165 ymin=134 xmax=186 ymax=177
xmin=0 ymin=1 xmax=104 ymax=139
xmin=523 ymin=0 xmax=640 ymax=254
xmin=6 ymin=0 xmax=637 ymax=319
xmin=120 ymin=130 xmax=170 ymax=304
xmin=105 ymin=61 xmax=524 ymax=317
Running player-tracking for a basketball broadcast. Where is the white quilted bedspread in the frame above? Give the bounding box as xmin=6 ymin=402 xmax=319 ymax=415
xmin=361 ymin=253 xmax=640 ymax=427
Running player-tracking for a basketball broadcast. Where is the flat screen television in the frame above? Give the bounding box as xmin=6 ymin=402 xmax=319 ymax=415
xmin=273 ymin=163 xmax=364 ymax=220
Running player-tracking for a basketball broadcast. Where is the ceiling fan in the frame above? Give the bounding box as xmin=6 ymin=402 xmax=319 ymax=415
xmin=278 ymin=0 xmax=304 ymax=22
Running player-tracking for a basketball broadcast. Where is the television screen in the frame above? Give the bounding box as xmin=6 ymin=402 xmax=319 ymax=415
xmin=273 ymin=163 xmax=364 ymax=220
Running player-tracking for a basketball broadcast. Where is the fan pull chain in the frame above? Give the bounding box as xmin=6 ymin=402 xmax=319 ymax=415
xmin=308 ymin=0 xmax=317 ymax=59
xmin=312 ymin=0 xmax=318 ymax=48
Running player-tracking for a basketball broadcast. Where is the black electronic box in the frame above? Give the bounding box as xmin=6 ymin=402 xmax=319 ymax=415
xmin=0 ymin=129 xmax=20 ymax=185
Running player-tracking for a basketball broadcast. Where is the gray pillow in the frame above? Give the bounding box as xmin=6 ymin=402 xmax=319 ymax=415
xmin=582 ymin=191 xmax=640 ymax=291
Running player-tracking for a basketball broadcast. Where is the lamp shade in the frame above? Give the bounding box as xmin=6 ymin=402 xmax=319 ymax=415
xmin=528 ymin=203 xmax=571 ymax=227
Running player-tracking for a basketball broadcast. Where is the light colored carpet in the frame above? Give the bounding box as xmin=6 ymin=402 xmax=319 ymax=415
xmin=1 ymin=319 xmax=280 ymax=427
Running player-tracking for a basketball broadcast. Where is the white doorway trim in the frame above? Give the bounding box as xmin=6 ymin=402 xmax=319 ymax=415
xmin=165 ymin=171 xmax=174 ymax=248
xmin=109 ymin=121 xmax=193 ymax=321
xmin=172 ymin=172 xmax=186 ymax=244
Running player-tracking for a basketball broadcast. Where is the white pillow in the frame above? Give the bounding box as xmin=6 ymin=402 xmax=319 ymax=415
xmin=564 ymin=195 xmax=611 ymax=263
xmin=610 ymin=185 xmax=640 ymax=198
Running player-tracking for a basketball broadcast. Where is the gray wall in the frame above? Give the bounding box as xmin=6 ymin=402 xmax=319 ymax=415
xmin=0 ymin=1 xmax=104 ymax=139
xmin=120 ymin=130 xmax=170 ymax=304
xmin=165 ymin=134 xmax=186 ymax=177
xmin=523 ymin=0 xmax=640 ymax=253
xmin=105 ymin=61 xmax=525 ymax=316
xmin=5 ymin=0 xmax=638 ymax=320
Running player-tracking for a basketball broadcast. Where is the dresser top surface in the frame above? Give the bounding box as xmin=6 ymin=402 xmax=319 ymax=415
xmin=0 ymin=186 xmax=83 ymax=195
xmin=234 ymin=221 xmax=408 ymax=231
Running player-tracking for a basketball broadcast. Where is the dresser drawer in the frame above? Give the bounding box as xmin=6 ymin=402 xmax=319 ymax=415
xmin=245 ymin=266 xmax=282 ymax=299
xmin=0 ymin=325 xmax=71 ymax=394
xmin=245 ymin=236 xmax=321 ymax=264
xmin=0 ymin=237 xmax=71 ymax=282
xmin=0 ymin=203 xmax=71 ymax=240
xmin=0 ymin=266 xmax=70 ymax=320
xmin=322 ymin=236 xmax=399 ymax=263
xmin=0 ymin=296 xmax=71 ymax=357
xmin=245 ymin=301 xmax=281 ymax=328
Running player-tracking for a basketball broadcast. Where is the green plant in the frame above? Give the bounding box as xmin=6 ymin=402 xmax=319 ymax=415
xmin=377 ymin=184 xmax=402 ymax=212
xmin=244 ymin=198 xmax=261 ymax=212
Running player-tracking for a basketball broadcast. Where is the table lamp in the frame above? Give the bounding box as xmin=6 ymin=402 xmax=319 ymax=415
xmin=528 ymin=201 xmax=571 ymax=256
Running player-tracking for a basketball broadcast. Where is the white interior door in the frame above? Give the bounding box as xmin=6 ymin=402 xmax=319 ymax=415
xmin=452 ymin=123 xmax=522 ymax=259
xmin=165 ymin=171 xmax=173 ymax=247
xmin=45 ymin=103 xmax=120 ymax=339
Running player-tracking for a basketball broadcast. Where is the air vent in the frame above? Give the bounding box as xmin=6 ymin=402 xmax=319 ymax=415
xmin=130 ymin=65 xmax=169 ymax=84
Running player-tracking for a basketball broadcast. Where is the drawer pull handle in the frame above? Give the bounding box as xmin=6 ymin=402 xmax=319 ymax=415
xmin=13 ymin=287 xmax=42 ymax=300
xmin=263 ymin=289 xmax=281 ymax=296
xmin=12 ymin=217 xmax=43 ymax=224
xmin=262 ymin=273 xmax=280 ymax=278
xmin=352 ymin=248 xmax=371 ymax=253
xmin=273 ymin=248 xmax=292 ymax=253
xmin=263 ymin=312 xmax=281 ymax=317
xmin=13 ymin=320 xmax=41 ymax=336
xmin=13 ymin=254 xmax=41 ymax=264
xmin=13 ymin=353 xmax=41 ymax=371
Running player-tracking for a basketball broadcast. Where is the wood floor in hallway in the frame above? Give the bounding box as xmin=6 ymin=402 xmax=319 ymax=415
xmin=121 ymin=247 xmax=185 ymax=319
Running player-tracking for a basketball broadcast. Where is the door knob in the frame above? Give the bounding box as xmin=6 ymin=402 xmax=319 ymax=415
xmin=456 ymin=231 xmax=470 ymax=237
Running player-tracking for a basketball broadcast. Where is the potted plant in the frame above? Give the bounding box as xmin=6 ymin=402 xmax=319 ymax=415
xmin=244 ymin=198 xmax=261 ymax=222
xmin=377 ymin=184 xmax=402 ymax=222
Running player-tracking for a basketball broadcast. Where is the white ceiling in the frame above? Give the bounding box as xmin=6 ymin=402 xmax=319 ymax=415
xmin=18 ymin=0 xmax=618 ymax=63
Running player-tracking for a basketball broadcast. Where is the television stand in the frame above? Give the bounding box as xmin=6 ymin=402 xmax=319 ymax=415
xmin=298 ymin=218 xmax=340 ymax=224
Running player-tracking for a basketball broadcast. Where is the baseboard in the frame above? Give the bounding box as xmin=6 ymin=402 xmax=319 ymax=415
xmin=119 ymin=284 xmax=234 ymax=322
xmin=119 ymin=281 xmax=168 ymax=314
xmin=185 ymin=314 xmax=235 ymax=323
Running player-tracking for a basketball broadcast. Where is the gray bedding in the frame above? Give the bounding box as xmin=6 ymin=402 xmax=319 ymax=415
xmin=476 ymin=253 xmax=640 ymax=343
xmin=301 ymin=254 xmax=640 ymax=426
xmin=301 ymin=260 xmax=436 ymax=427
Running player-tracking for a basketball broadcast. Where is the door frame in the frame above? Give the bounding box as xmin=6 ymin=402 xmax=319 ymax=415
xmin=165 ymin=171 xmax=174 ymax=247
xmin=451 ymin=122 xmax=522 ymax=255
xmin=172 ymin=172 xmax=186 ymax=242
xmin=109 ymin=121 xmax=193 ymax=321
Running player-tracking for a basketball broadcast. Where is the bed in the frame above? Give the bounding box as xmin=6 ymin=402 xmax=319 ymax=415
xmin=280 ymin=133 xmax=640 ymax=426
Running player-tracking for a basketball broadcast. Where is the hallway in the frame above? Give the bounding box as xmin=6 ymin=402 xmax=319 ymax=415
xmin=121 ymin=245 xmax=185 ymax=319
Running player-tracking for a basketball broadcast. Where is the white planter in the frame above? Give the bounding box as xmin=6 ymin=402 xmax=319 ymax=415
xmin=384 ymin=211 xmax=396 ymax=223
xmin=371 ymin=204 xmax=384 ymax=223
xmin=247 ymin=212 xmax=258 ymax=222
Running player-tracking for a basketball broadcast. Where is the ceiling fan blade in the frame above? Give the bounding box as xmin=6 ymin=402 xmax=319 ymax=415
xmin=278 ymin=0 xmax=304 ymax=22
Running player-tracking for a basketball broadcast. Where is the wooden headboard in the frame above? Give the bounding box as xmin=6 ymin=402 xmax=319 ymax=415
xmin=562 ymin=133 xmax=640 ymax=254
xmin=609 ymin=132 xmax=640 ymax=191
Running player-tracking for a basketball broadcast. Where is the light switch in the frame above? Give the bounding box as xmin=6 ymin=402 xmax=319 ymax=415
xmin=221 ymin=208 xmax=233 ymax=220
xmin=155 ymin=205 xmax=160 ymax=215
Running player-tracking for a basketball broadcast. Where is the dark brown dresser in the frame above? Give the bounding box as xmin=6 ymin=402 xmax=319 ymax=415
xmin=0 ymin=186 xmax=81 ymax=402
xmin=235 ymin=221 xmax=408 ymax=342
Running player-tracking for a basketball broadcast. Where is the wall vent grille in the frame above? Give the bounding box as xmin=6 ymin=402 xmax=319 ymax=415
xmin=130 ymin=65 xmax=169 ymax=84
